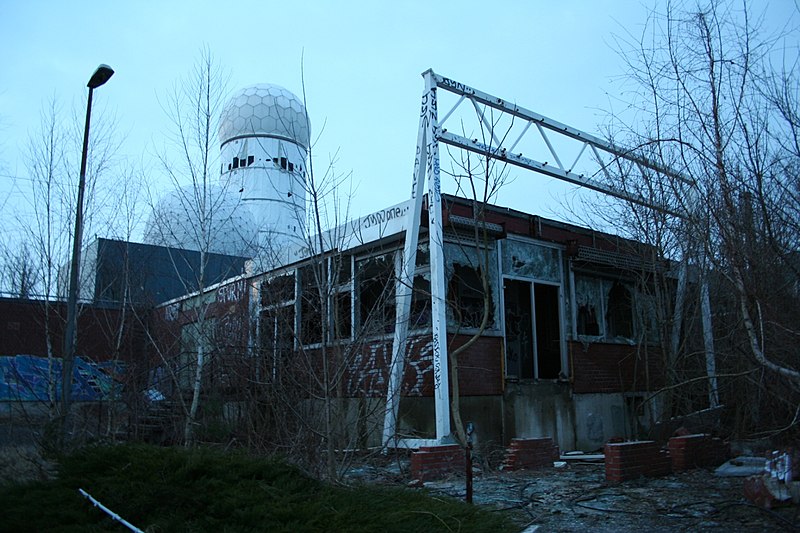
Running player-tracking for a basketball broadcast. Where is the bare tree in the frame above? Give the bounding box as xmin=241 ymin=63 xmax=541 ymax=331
xmin=440 ymin=114 xmax=512 ymax=446
xmin=146 ymin=47 xmax=237 ymax=446
xmin=605 ymin=0 xmax=800 ymax=438
xmin=0 ymin=85 xmax=123 ymax=454
xmin=247 ymin=88 xmax=396 ymax=480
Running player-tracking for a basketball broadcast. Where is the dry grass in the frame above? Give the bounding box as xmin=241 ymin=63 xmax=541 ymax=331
xmin=0 ymin=444 xmax=56 ymax=485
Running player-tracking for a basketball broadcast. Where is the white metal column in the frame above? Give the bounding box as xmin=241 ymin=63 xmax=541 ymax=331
xmin=383 ymin=70 xmax=451 ymax=448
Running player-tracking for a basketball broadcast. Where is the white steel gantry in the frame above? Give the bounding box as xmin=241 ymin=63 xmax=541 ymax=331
xmin=382 ymin=69 xmax=716 ymax=450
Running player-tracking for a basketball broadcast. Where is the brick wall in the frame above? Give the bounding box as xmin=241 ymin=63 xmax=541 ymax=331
xmin=570 ymin=341 xmax=664 ymax=394
xmin=502 ymin=438 xmax=560 ymax=471
xmin=605 ymin=436 xmax=730 ymax=483
xmin=0 ymin=298 xmax=147 ymax=363
xmin=668 ymin=434 xmax=729 ymax=472
xmin=449 ymin=335 xmax=503 ymax=396
xmin=410 ymin=445 xmax=465 ymax=482
xmin=604 ymin=441 xmax=671 ymax=483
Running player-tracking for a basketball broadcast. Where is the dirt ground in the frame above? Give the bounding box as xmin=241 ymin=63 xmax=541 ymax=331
xmin=346 ymin=457 xmax=800 ymax=532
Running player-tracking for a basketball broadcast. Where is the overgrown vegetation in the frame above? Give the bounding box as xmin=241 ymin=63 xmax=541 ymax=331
xmin=598 ymin=0 xmax=800 ymax=440
xmin=0 ymin=444 xmax=516 ymax=532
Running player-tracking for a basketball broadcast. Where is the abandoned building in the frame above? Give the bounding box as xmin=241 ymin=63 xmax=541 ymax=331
xmin=2 ymin=73 xmax=688 ymax=454
xmin=151 ymin=191 xmax=668 ymax=453
xmin=133 ymin=72 xmax=683 ymax=454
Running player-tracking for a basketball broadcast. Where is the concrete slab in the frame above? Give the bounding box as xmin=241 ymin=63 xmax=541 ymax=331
xmin=714 ymin=456 xmax=766 ymax=477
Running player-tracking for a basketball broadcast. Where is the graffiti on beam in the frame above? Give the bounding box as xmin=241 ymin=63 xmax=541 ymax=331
xmin=431 ymin=332 xmax=442 ymax=392
xmin=439 ymin=76 xmax=475 ymax=96
xmin=361 ymin=205 xmax=410 ymax=230
xmin=344 ymin=201 xmax=413 ymax=249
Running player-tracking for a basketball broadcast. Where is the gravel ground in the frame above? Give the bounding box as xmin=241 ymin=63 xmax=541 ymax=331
xmin=346 ymin=457 xmax=799 ymax=532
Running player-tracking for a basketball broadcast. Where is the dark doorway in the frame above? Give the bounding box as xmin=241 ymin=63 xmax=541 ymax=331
xmin=504 ymin=279 xmax=533 ymax=378
xmin=503 ymin=279 xmax=562 ymax=379
xmin=534 ymin=283 xmax=561 ymax=379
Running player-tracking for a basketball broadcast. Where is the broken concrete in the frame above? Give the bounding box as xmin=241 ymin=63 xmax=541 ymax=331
xmin=714 ymin=456 xmax=767 ymax=477
xmin=346 ymin=453 xmax=798 ymax=532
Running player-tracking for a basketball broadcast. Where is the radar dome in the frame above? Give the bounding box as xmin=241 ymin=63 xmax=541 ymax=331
xmin=144 ymin=185 xmax=258 ymax=257
xmin=218 ymin=84 xmax=310 ymax=150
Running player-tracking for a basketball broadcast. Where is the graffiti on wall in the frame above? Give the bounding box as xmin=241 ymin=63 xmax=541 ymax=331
xmin=345 ymin=336 xmax=433 ymax=397
xmin=0 ymin=355 xmax=122 ymax=402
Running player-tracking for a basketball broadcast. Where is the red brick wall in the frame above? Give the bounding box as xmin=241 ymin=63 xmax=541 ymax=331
xmin=668 ymin=434 xmax=729 ymax=472
xmin=449 ymin=335 xmax=503 ymax=396
xmin=605 ymin=436 xmax=729 ymax=483
xmin=502 ymin=438 xmax=560 ymax=471
xmin=604 ymin=441 xmax=671 ymax=483
xmin=570 ymin=341 xmax=664 ymax=393
xmin=410 ymin=444 xmax=465 ymax=481
xmin=0 ymin=298 xmax=146 ymax=363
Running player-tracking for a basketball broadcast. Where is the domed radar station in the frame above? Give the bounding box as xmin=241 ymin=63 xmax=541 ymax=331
xmin=218 ymin=84 xmax=310 ymax=257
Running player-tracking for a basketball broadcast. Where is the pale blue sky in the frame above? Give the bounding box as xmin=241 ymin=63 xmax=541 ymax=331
xmin=1 ymin=0 xmax=796 ymax=240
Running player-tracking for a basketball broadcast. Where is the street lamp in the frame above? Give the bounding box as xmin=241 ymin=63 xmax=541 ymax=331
xmin=61 ymin=64 xmax=114 ymax=425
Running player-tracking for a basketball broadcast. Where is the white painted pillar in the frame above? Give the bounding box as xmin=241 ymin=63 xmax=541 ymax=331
xmin=383 ymin=70 xmax=451 ymax=447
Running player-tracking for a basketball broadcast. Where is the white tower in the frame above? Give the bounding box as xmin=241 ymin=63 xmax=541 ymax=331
xmin=218 ymin=84 xmax=310 ymax=256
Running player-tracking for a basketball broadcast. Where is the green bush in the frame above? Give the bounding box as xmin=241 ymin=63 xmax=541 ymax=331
xmin=0 ymin=444 xmax=517 ymax=532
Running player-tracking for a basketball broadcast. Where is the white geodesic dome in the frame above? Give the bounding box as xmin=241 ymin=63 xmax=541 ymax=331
xmin=218 ymin=84 xmax=310 ymax=150
xmin=143 ymin=185 xmax=258 ymax=257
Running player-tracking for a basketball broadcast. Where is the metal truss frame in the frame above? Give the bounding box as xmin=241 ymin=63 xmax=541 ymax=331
xmin=382 ymin=69 xmax=715 ymax=450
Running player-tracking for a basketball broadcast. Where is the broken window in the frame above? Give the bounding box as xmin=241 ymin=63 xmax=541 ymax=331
xmin=416 ymin=240 xmax=430 ymax=268
xmin=331 ymin=254 xmax=352 ymax=286
xmin=444 ymin=242 xmax=499 ymax=330
xmin=331 ymin=255 xmax=353 ymax=340
xmin=260 ymin=274 xmax=295 ymax=308
xmin=410 ymin=273 xmax=431 ymax=329
xmin=577 ymin=304 xmax=600 ymax=336
xmin=574 ymin=275 xmax=605 ymax=338
xmin=635 ymin=290 xmax=660 ymax=343
xmin=502 ymin=239 xmax=560 ymax=282
xmin=356 ymin=251 xmax=396 ymax=336
xmin=260 ymin=273 xmax=296 ymax=380
xmin=299 ymin=265 xmax=325 ymax=345
xmin=606 ymin=281 xmax=633 ymax=338
xmin=574 ymin=274 xmax=636 ymax=340
xmin=260 ymin=304 xmax=294 ymax=383
xmin=448 ymin=264 xmax=493 ymax=329
xmin=332 ymin=291 xmax=352 ymax=340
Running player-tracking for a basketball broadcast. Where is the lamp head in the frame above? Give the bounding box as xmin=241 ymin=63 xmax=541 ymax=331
xmin=87 ymin=64 xmax=114 ymax=89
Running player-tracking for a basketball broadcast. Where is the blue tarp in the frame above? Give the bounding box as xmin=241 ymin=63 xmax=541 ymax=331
xmin=0 ymin=355 xmax=122 ymax=402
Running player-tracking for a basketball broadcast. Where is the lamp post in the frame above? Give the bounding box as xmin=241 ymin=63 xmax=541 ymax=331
xmin=61 ymin=64 xmax=114 ymax=427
